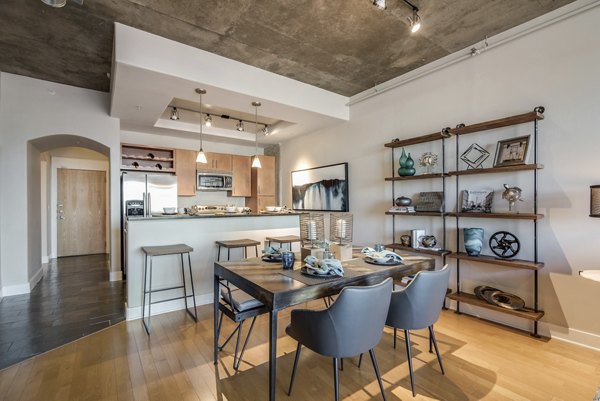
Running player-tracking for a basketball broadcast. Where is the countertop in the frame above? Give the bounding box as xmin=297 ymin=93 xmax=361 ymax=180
xmin=128 ymin=212 xmax=302 ymax=221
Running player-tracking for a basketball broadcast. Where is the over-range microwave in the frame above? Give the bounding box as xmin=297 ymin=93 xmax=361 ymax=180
xmin=197 ymin=172 xmax=233 ymax=191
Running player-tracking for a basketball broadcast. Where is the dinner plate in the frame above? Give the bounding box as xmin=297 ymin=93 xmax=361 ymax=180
xmin=262 ymin=255 xmax=282 ymax=263
xmin=300 ymin=267 xmax=341 ymax=278
xmin=364 ymin=256 xmax=403 ymax=266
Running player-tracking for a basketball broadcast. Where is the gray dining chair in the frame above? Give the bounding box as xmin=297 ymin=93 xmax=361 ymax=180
xmin=216 ymin=280 xmax=269 ymax=370
xmin=286 ymin=277 xmax=393 ymax=401
xmin=385 ymin=264 xmax=450 ymax=397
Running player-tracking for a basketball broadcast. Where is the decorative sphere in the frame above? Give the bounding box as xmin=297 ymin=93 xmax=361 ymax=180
xmin=395 ymin=196 xmax=412 ymax=207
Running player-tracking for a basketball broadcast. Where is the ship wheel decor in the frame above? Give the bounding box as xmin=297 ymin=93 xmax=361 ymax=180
xmin=489 ymin=231 xmax=520 ymax=258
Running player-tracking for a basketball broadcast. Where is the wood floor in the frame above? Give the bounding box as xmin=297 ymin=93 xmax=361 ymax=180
xmin=0 ymin=301 xmax=598 ymax=401
xmin=0 ymin=254 xmax=125 ymax=370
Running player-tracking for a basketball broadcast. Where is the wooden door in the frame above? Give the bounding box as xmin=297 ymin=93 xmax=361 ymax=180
xmin=175 ymin=149 xmax=197 ymax=196
xmin=57 ymin=168 xmax=106 ymax=257
xmin=231 ymin=155 xmax=251 ymax=197
xmin=257 ymin=155 xmax=276 ymax=196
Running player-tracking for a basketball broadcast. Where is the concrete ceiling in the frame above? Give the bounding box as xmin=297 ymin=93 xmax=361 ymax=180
xmin=0 ymin=0 xmax=575 ymax=97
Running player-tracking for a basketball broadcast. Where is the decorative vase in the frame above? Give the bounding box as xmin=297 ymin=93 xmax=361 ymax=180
xmin=464 ymin=228 xmax=484 ymax=256
xmin=399 ymin=148 xmax=408 ymax=168
xmin=404 ymin=153 xmax=416 ymax=176
xmin=395 ymin=196 xmax=412 ymax=206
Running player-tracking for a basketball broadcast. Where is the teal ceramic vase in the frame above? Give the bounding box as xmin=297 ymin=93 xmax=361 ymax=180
xmin=464 ymin=228 xmax=484 ymax=256
xmin=399 ymin=148 xmax=408 ymax=167
xmin=405 ymin=153 xmax=416 ymax=176
xmin=398 ymin=148 xmax=416 ymax=176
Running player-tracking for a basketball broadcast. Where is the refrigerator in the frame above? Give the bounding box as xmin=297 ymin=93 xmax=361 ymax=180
xmin=121 ymin=172 xmax=178 ymax=274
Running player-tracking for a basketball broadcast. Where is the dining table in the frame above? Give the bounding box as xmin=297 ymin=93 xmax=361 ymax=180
xmin=213 ymin=250 xmax=435 ymax=401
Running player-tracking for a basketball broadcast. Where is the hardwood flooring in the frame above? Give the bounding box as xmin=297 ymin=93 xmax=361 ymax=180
xmin=0 ymin=254 xmax=125 ymax=370
xmin=0 ymin=301 xmax=598 ymax=401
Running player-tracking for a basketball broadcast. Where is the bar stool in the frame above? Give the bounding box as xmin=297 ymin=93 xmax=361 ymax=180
xmin=265 ymin=235 xmax=302 ymax=251
xmin=141 ymin=243 xmax=198 ymax=334
xmin=215 ymin=239 xmax=261 ymax=261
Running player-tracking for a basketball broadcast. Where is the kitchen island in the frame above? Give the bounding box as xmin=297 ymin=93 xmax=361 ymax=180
xmin=125 ymin=213 xmax=301 ymax=319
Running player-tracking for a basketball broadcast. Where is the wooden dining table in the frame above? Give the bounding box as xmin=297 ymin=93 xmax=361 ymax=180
xmin=213 ymin=251 xmax=435 ymax=401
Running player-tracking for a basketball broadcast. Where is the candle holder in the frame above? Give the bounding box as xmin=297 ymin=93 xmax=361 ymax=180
xmin=329 ymin=213 xmax=353 ymax=261
xmin=300 ymin=213 xmax=325 ymax=260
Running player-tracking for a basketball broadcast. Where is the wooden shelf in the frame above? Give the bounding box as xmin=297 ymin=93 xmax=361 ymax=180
xmin=448 ymin=164 xmax=543 ymax=176
xmin=448 ymin=252 xmax=544 ymax=270
xmin=447 ymin=212 xmax=543 ymax=220
xmin=449 ymin=111 xmax=544 ymax=136
xmin=121 ymin=166 xmax=175 ymax=173
xmin=122 ymin=155 xmax=174 ymax=162
xmin=385 ymin=173 xmax=445 ymax=181
xmin=447 ymin=292 xmax=544 ymax=321
xmin=384 ymin=131 xmax=447 ymax=147
xmin=386 ymin=244 xmax=450 ymax=257
xmin=386 ymin=211 xmax=446 ymax=217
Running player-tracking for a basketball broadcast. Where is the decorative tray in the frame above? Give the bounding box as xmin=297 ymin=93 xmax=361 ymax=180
xmin=364 ymin=256 xmax=403 ymax=266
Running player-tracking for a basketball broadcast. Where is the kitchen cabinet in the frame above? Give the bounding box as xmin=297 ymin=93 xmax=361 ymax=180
xmin=230 ymin=155 xmax=251 ymax=197
xmin=175 ymin=149 xmax=197 ymax=196
xmin=121 ymin=144 xmax=174 ymax=173
xmin=197 ymin=152 xmax=232 ymax=172
xmin=246 ymin=155 xmax=277 ymax=212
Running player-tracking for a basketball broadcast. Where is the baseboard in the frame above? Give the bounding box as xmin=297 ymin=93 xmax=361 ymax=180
xmin=125 ymin=293 xmax=213 ymax=321
xmin=29 ymin=264 xmax=47 ymax=291
xmin=539 ymin=322 xmax=600 ymax=351
xmin=109 ymin=270 xmax=123 ymax=281
xmin=2 ymin=283 xmax=31 ymax=296
xmin=41 ymin=255 xmax=50 ymax=264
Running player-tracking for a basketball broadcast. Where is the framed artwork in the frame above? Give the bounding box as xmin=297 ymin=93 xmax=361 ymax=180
xmin=461 ymin=189 xmax=493 ymax=213
xmin=291 ymin=163 xmax=349 ymax=211
xmin=461 ymin=143 xmax=490 ymax=169
xmin=493 ymin=135 xmax=530 ymax=167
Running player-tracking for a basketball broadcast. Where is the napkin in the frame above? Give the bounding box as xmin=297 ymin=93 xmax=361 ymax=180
xmin=262 ymin=246 xmax=284 ymax=259
xmin=303 ymin=255 xmax=344 ymax=277
xmin=361 ymin=247 xmax=403 ymax=264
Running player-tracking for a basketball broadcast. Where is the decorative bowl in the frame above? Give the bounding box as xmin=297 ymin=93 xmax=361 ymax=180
xmin=163 ymin=207 xmax=176 ymax=214
xmin=225 ymin=206 xmax=237 ymax=213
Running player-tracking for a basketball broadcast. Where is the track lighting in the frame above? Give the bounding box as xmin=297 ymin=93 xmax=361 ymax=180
xmin=236 ymin=120 xmax=245 ymax=132
xmin=170 ymin=107 xmax=180 ymax=121
xmin=40 ymin=0 xmax=83 ymax=7
xmin=372 ymin=0 xmax=386 ymax=10
xmin=408 ymin=8 xmax=421 ymax=33
xmin=252 ymin=102 xmax=262 ymax=169
xmin=195 ymin=89 xmax=207 ymax=164
xmin=262 ymin=125 xmax=270 ymax=136
xmin=204 ymin=114 xmax=212 ymax=127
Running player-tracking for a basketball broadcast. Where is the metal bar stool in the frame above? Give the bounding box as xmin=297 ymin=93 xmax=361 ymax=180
xmin=215 ymin=239 xmax=261 ymax=261
xmin=141 ymin=243 xmax=198 ymax=334
xmin=265 ymin=235 xmax=302 ymax=251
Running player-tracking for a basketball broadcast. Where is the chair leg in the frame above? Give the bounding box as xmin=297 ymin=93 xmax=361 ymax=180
xmin=141 ymin=254 xmax=149 ymax=334
xmin=288 ymin=342 xmax=302 ymax=396
xmin=340 ymin=358 xmax=344 ymax=371
xmin=428 ymin=325 xmax=445 ymax=375
xmin=333 ymin=358 xmax=340 ymax=401
xmin=369 ymin=349 xmax=387 ymax=401
xmin=234 ymin=316 xmax=257 ymax=371
xmin=232 ymin=320 xmax=244 ymax=369
xmin=357 ymin=353 xmax=363 ymax=368
xmin=404 ymin=330 xmax=416 ymax=397
xmin=219 ymin=321 xmax=241 ymax=350
xmin=186 ymin=252 xmax=198 ymax=321
xmin=393 ymin=327 xmax=397 ymax=349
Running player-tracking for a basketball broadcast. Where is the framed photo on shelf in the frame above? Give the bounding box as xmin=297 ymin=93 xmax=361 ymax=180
xmin=291 ymin=162 xmax=349 ymax=212
xmin=461 ymin=189 xmax=493 ymax=213
xmin=493 ymin=135 xmax=531 ymax=167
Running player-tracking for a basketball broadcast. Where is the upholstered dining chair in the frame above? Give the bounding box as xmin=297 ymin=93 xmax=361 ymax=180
xmin=216 ymin=280 xmax=269 ymax=370
xmin=385 ymin=265 xmax=450 ymax=397
xmin=286 ymin=277 xmax=393 ymax=401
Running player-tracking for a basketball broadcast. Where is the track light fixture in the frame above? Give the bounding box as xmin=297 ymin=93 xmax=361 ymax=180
xmin=372 ymin=0 xmax=422 ymax=33
xmin=251 ymin=102 xmax=262 ymax=169
xmin=262 ymin=125 xmax=270 ymax=136
xmin=170 ymin=107 xmax=180 ymax=121
xmin=195 ymin=89 xmax=207 ymax=164
xmin=204 ymin=114 xmax=212 ymax=127
xmin=40 ymin=0 xmax=83 ymax=7
xmin=236 ymin=120 xmax=245 ymax=132
xmin=372 ymin=0 xmax=386 ymax=10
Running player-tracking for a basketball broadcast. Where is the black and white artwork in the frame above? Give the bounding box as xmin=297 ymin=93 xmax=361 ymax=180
xmin=461 ymin=189 xmax=493 ymax=213
xmin=291 ymin=163 xmax=349 ymax=212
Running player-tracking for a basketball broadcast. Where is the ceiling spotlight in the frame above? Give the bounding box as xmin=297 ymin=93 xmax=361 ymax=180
xmin=41 ymin=0 xmax=67 ymax=6
xmin=372 ymin=0 xmax=386 ymax=10
xmin=236 ymin=120 xmax=245 ymax=132
xmin=408 ymin=8 xmax=421 ymax=33
xmin=262 ymin=125 xmax=270 ymax=136
xmin=170 ymin=107 xmax=180 ymax=121
xmin=204 ymin=114 xmax=212 ymax=127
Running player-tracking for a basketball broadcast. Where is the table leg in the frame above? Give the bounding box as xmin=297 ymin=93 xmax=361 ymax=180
xmin=214 ymin=274 xmax=219 ymax=365
xmin=269 ymin=310 xmax=278 ymax=401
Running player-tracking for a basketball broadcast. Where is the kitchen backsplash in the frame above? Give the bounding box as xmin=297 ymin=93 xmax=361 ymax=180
xmin=178 ymin=191 xmax=245 ymax=208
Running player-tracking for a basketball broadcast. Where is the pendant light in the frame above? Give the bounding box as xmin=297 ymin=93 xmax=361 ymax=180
xmin=195 ymin=88 xmax=207 ymax=164
xmin=251 ymin=101 xmax=262 ymax=169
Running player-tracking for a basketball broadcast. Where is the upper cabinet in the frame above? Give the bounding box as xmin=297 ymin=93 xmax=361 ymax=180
xmin=230 ymin=155 xmax=251 ymax=197
xmin=197 ymin=152 xmax=232 ymax=172
xmin=175 ymin=149 xmax=197 ymax=197
xmin=254 ymin=155 xmax=276 ymax=196
xmin=121 ymin=144 xmax=174 ymax=173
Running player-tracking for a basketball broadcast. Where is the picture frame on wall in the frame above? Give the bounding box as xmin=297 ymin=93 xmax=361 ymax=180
xmin=493 ymin=135 xmax=531 ymax=167
xmin=291 ymin=163 xmax=349 ymax=212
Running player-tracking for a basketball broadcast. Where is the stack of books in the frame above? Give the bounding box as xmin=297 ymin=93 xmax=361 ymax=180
xmin=388 ymin=206 xmax=416 ymax=213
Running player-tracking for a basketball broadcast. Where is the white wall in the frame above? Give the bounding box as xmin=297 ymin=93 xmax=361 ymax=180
xmin=280 ymin=4 xmax=600 ymax=347
xmin=0 ymin=73 xmax=121 ymax=295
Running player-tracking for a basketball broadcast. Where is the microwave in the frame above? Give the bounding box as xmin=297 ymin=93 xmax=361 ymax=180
xmin=197 ymin=172 xmax=233 ymax=191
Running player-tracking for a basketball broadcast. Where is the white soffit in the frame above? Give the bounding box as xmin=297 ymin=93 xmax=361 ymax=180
xmin=110 ymin=23 xmax=349 ymax=145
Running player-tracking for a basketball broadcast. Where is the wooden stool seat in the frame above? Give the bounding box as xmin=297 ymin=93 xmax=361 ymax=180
xmin=215 ymin=239 xmax=261 ymax=261
xmin=141 ymin=243 xmax=197 ymax=334
xmin=266 ymin=235 xmax=302 ymax=251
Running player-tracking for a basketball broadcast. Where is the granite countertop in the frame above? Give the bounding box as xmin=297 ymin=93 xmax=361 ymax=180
xmin=128 ymin=212 xmax=302 ymax=221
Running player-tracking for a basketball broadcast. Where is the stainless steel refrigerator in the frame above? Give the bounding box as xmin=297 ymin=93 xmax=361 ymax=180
xmin=120 ymin=172 xmax=178 ymax=274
